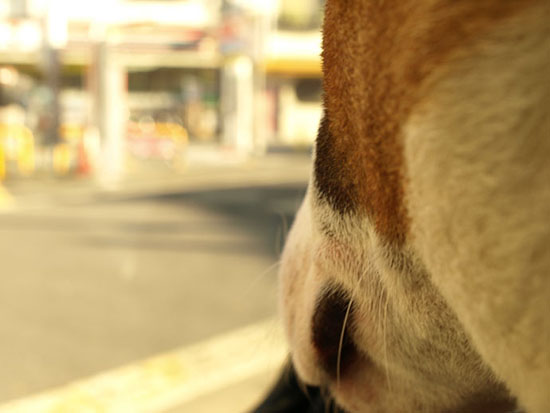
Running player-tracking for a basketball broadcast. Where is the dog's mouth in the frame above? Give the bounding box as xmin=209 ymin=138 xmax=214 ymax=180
xmin=252 ymin=361 xmax=523 ymax=413
xmin=442 ymin=399 xmax=523 ymax=413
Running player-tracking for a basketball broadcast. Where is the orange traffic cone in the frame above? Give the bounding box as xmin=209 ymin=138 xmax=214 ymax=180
xmin=77 ymin=140 xmax=91 ymax=175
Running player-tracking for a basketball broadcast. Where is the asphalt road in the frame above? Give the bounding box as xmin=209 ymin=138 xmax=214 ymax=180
xmin=0 ymin=177 xmax=307 ymax=410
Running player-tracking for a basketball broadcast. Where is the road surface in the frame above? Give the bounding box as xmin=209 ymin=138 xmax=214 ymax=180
xmin=0 ymin=154 xmax=309 ymax=412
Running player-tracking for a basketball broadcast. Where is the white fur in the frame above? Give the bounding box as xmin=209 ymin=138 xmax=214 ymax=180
xmin=405 ymin=3 xmax=550 ymax=412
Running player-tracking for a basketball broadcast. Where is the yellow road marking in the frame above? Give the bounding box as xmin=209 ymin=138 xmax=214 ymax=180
xmin=0 ymin=318 xmax=286 ymax=413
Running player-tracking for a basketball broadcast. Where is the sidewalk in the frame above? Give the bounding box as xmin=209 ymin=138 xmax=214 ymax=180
xmin=2 ymin=149 xmax=312 ymax=209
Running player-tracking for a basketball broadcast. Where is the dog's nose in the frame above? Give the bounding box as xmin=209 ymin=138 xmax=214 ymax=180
xmin=311 ymin=285 xmax=358 ymax=380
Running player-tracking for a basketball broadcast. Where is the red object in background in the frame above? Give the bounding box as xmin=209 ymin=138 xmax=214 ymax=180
xmin=76 ymin=140 xmax=91 ymax=175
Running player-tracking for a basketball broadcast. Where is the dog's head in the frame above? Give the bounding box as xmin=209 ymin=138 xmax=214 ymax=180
xmin=278 ymin=0 xmax=548 ymax=412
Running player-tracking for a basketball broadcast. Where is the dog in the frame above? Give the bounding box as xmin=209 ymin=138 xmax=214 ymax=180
xmin=277 ymin=1 xmax=549 ymax=412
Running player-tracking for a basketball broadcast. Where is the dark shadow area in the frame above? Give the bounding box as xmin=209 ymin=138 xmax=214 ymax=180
xmin=0 ymin=183 xmax=307 ymax=257
xmin=161 ymin=184 xmax=307 ymax=256
xmin=79 ymin=236 xmax=263 ymax=255
xmin=0 ymin=216 xmax=229 ymax=234
xmin=111 ymin=183 xmax=308 ymax=257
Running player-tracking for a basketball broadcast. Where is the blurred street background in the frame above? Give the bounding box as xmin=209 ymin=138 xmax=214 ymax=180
xmin=0 ymin=0 xmax=323 ymax=411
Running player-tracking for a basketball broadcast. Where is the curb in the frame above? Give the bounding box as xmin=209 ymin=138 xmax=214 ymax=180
xmin=0 ymin=319 xmax=286 ymax=413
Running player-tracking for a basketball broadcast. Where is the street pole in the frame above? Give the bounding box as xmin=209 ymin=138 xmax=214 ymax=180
xmin=41 ymin=0 xmax=67 ymax=176
xmin=251 ymin=11 xmax=270 ymax=156
xmin=220 ymin=3 xmax=272 ymax=157
xmin=43 ymin=46 xmax=61 ymax=146
xmin=88 ymin=21 xmax=126 ymax=189
xmin=221 ymin=55 xmax=254 ymax=155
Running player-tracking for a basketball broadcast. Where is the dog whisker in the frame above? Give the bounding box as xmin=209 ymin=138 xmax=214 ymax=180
xmin=382 ymin=294 xmax=392 ymax=393
xmin=240 ymin=260 xmax=281 ymax=300
xmin=336 ymin=297 xmax=353 ymax=390
xmin=274 ymin=211 xmax=289 ymax=257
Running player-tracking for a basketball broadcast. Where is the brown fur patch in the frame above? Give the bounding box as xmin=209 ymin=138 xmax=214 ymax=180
xmin=316 ymin=0 xmax=536 ymax=245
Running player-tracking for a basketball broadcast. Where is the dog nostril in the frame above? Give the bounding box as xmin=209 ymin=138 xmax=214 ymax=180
xmin=311 ymin=285 xmax=358 ymax=380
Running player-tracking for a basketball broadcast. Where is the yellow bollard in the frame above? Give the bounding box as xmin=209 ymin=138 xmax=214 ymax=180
xmin=17 ymin=127 xmax=35 ymax=176
xmin=0 ymin=144 xmax=14 ymax=208
xmin=53 ymin=143 xmax=71 ymax=176
xmin=0 ymin=141 xmax=5 ymax=181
